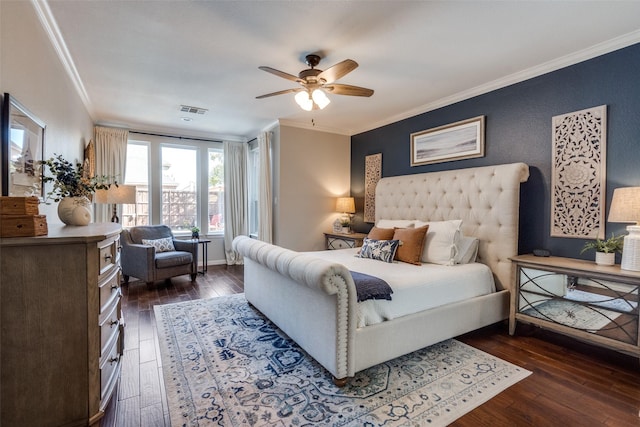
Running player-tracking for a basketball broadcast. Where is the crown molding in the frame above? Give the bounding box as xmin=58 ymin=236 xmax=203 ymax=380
xmin=278 ymin=118 xmax=351 ymax=136
xmin=31 ymin=0 xmax=94 ymax=117
xmin=350 ymin=30 xmax=640 ymax=136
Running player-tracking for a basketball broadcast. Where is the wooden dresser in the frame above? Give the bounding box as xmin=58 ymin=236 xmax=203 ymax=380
xmin=1 ymin=223 xmax=124 ymax=427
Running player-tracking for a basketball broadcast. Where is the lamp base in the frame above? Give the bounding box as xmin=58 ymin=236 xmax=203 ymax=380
xmin=111 ymin=204 xmax=120 ymax=223
xmin=621 ymin=226 xmax=640 ymax=271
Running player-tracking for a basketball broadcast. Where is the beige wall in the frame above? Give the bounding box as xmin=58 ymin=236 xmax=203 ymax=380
xmin=274 ymin=124 xmax=351 ymax=251
xmin=1 ymin=1 xmax=94 ymax=223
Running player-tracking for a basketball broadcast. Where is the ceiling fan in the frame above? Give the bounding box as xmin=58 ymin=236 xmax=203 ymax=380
xmin=256 ymin=54 xmax=374 ymax=111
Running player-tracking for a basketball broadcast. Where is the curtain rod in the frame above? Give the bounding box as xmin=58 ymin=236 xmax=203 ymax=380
xmin=130 ymin=130 xmax=223 ymax=143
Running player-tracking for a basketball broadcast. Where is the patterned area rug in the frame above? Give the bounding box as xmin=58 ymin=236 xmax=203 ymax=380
xmin=155 ymin=294 xmax=531 ymax=426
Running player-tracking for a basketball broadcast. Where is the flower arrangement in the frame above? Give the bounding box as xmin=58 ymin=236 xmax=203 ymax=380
xmin=41 ymin=154 xmax=117 ymax=202
xmin=580 ymin=233 xmax=624 ymax=254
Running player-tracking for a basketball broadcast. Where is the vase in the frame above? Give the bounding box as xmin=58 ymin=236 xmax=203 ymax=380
xmin=595 ymin=251 xmax=615 ymax=266
xmin=58 ymin=196 xmax=92 ymax=226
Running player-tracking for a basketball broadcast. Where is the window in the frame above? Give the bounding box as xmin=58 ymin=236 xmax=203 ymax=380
xmin=125 ymin=134 xmax=224 ymax=235
xmin=161 ymin=145 xmax=197 ymax=231
xmin=208 ymin=148 xmax=224 ymax=233
xmin=123 ymin=142 xmax=149 ymax=227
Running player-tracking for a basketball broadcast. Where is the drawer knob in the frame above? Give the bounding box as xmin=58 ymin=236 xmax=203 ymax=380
xmin=108 ymin=355 xmax=120 ymax=365
xmin=110 ymin=283 xmax=119 ymax=290
xmin=104 ymin=254 xmax=112 ymax=261
xmin=110 ymin=320 xmax=119 ymax=328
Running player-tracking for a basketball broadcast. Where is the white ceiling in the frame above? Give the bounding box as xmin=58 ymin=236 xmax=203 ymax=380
xmin=40 ymin=1 xmax=640 ymax=141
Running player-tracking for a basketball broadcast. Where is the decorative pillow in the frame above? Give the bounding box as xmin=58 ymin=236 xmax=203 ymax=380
xmin=367 ymin=226 xmax=395 ymax=240
xmin=376 ymin=219 xmax=415 ymax=229
xmin=142 ymin=237 xmax=175 ymax=253
xmin=356 ymin=238 xmax=400 ymax=263
xmin=414 ymin=220 xmax=462 ymax=265
xmin=392 ymin=225 xmax=429 ymax=265
xmin=455 ymin=235 xmax=479 ymax=264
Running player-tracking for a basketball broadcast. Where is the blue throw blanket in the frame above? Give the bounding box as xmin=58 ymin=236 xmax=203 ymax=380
xmin=350 ymin=271 xmax=393 ymax=302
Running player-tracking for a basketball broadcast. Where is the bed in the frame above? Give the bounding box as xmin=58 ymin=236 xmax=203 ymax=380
xmin=233 ymin=162 xmax=529 ymax=385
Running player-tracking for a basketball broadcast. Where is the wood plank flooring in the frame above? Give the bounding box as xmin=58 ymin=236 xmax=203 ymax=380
xmin=104 ymin=265 xmax=640 ymax=426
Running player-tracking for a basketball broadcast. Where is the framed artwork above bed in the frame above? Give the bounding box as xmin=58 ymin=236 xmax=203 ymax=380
xmin=410 ymin=116 xmax=485 ymax=166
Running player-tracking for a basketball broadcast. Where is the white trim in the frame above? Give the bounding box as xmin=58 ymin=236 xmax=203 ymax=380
xmin=278 ymin=118 xmax=351 ymax=136
xmin=31 ymin=0 xmax=93 ymax=116
xmin=350 ymin=29 xmax=640 ymax=136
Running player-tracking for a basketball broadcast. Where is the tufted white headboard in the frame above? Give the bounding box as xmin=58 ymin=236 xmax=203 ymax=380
xmin=375 ymin=162 xmax=529 ymax=291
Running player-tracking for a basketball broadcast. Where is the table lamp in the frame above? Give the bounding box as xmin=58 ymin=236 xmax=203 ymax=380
xmin=607 ymin=186 xmax=640 ymax=271
xmin=95 ymin=185 xmax=137 ymax=223
xmin=336 ymin=197 xmax=355 ymax=232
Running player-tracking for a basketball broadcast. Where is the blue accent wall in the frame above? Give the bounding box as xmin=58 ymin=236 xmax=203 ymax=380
xmin=351 ymin=43 xmax=640 ymax=260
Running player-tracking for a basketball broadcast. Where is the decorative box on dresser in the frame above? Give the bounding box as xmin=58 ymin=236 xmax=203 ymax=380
xmin=1 ymin=223 xmax=124 ymax=427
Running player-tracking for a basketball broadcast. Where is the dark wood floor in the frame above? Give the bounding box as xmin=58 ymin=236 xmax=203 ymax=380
xmin=104 ymin=265 xmax=640 ymax=426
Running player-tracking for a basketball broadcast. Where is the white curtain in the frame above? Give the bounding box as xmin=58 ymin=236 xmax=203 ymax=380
xmin=257 ymin=131 xmax=273 ymax=243
xmin=94 ymin=126 xmax=129 ymax=223
xmin=223 ymin=141 xmax=247 ymax=264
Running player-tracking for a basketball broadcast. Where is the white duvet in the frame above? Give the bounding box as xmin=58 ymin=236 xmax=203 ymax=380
xmin=309 ymin=248 xmax=496 ymax=328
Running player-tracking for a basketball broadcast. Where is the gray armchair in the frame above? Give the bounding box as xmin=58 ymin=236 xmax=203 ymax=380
xmin=121 ymin=225 xmax=198 ymax=286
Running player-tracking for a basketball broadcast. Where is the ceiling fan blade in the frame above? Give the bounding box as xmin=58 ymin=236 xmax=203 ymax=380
xmin=317 ymin=59 xmax=358 ymax=84
xmin=255 ymin=88 xmax=302 ymax=99
xmin=323 ymin=83 xmax=374 ymax=97
xmin=258 ymin=66 xmax=303 ymax=83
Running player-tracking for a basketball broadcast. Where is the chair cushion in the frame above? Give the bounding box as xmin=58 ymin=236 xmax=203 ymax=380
xmin=155 ymin=251 xmax=193 ymax=269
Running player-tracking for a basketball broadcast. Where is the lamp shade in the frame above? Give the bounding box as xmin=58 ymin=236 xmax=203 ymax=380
xmin=608 ymin=187 xmax=640 ymax=225
xmin=336 ymin=197 xmax=355 ymax=214
xmin=94 ymin=185 xmax=137 ymax=204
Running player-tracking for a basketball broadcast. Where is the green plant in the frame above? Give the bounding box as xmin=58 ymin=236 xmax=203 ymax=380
xmin=580 ymin=233 xmax=624 ymax=254
xmin=191 ymin=226 xmax=200 ymax=233
xmin=340 ymin=218 xmax=350 ymax=227
xmin=41 ymin=154 xmax=117 ymax=202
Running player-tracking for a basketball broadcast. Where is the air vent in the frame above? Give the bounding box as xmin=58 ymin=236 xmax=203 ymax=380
xmin=180 ymin=105 xmax=208 ymax=115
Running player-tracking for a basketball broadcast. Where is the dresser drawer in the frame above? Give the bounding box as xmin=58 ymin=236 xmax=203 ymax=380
xmin=99 ymin=296 xmax=121 ymax=356
xmin=100 ymin=335 xmax=122 ymax=405
xmin=99 ymin=267 xmax=121 ymax=314
xmin=98 ymin=235 xmax=119 ymax=278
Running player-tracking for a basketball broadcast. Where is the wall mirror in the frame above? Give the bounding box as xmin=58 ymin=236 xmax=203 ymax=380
xmin=1 ymin=93 xmax=46 ymax=198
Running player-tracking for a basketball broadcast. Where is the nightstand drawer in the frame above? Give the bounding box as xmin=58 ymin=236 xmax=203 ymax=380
xmin=327 ymin=237 xmax=356 ymax=249
xmin=324 ymin=232 xmax=367 ymax=250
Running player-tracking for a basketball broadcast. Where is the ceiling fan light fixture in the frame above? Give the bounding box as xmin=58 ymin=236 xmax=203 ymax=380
xmin=312 ymin=89 xmax=330 ymax=109
xmin=295 ymin=91 xmax=313 ymax=111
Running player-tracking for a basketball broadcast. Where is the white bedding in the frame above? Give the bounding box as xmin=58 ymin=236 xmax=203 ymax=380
xmin=309 ymin=248 xmax=496 ymax=328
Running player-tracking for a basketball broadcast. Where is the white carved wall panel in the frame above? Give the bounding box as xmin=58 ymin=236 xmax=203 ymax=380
xmin=364 ymin=153 xmax=382 ymax=223
xmin=551 ymin=105 xmax=607 ymax=239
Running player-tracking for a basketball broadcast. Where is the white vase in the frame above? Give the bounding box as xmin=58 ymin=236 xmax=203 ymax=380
xmin=595 ymin=251 xmax=615 ymax=266
xmin=58 ymin=196 xmax=92 ymax=226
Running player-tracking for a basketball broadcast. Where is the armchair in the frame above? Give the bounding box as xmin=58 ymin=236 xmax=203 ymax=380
xmin=121 ymin=225 xmax=198 ymax=286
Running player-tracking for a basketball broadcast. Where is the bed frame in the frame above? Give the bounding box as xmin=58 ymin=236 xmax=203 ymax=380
xmin=233 ymin=162 xmax=529 ymax=384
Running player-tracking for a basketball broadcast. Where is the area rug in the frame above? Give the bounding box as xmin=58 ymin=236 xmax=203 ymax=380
xmin=155 ymin=294 xmax=531 ymax=426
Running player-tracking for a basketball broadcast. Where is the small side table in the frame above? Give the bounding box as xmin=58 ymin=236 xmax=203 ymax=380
xmin=323 ymin=231 xmax=367 ymax=250
xmin=189 ymin=239 xmax=211 ymax=275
